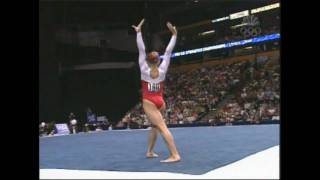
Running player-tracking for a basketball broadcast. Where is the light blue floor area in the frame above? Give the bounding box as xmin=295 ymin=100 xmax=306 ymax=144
xmin=40 ymin=124 xmax=279 ymax=175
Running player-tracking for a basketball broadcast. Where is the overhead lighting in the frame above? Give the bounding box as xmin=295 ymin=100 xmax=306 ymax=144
xmin=211 ymin=16 xmax=230 ymax=23
xmin=199 ymin=30 xmax=215 ymax=36
xmin=230 ymin=23 xmax=248 ymax=29
xmin=251 ymin=3 xmax=280 ymax=14
xmin=244 ymin=46 xmax=253 ymax=49
xmin=229 ymin=10 xmax=249 ymax=20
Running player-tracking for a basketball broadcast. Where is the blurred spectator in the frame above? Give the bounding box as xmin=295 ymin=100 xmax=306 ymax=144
xmin=108 ymin=124 xmax=113 ymax=130
xmin=39 ymin=122 xmax=47 ymax=136
xmin=47 ymin=121 xmax=56 ymax=136
xmin=68 ymin=112 xmax=75 ymax=121
xmin=86 ymin=108 xmax=97 ymax=123
xmin=84 ymin=108 xmax=97 ymax=132
xmin=68 ymin=112 xmax=78 ymax=134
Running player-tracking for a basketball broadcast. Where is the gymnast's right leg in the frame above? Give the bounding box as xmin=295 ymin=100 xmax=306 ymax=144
xmin=146 ymin=125 xmax=159 ymax=158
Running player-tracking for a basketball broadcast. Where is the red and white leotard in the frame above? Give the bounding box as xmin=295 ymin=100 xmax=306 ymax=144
xmin=136 ymin=32 xmax=176 ymax=109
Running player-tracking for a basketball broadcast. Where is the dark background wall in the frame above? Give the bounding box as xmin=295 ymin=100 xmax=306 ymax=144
xmin=39 ymin=3 xmax=141 ymax=124
xmin=60 ymin=67 xmax=140 ymax=125
xmin=39 ymin=5 xmax=63 ymax=122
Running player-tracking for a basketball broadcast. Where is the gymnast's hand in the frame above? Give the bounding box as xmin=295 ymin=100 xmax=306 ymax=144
xmin=166 ymin=22 xmax=177 ymax=36
xmin=132 ymin=19 xmax=145 ymax=33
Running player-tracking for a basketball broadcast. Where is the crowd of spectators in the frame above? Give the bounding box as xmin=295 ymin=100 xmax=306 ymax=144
xmin=119 ymin=53 xmax=280 ymax=128
xmin=40 ymin=58 xmax=280 ymax=136
xmin=118 ymin=60 xmax=248 ymax=127
xmin=40 ymin=57 xmax=280 ymax=136
xmin=205 ymin=58 xmax=280 ymax=124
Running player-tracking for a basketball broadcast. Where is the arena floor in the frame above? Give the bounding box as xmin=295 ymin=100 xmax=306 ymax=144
xmin=40 ymin=124 xmax=279 ymax=179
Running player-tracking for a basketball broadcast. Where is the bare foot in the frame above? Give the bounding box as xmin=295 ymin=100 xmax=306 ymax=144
xmin=160 ymin=155 xmax=181 ymax=163
xmin=146 ymin=152 xmax=159 ymax=158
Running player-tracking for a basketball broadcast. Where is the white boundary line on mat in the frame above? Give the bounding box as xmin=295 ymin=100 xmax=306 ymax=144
xmin=40 ymin=145 xmax=279 ymax=179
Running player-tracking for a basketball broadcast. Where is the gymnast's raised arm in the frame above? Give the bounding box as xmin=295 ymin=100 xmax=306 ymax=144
xmin=159 ymin=22 xmax=177 ymax=73
xmin=132 ymin=19 xmax=148 ymax=70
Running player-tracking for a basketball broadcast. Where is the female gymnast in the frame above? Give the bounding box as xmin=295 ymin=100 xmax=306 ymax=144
xmin=132 ymin=19 xmax=181 ymax=163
